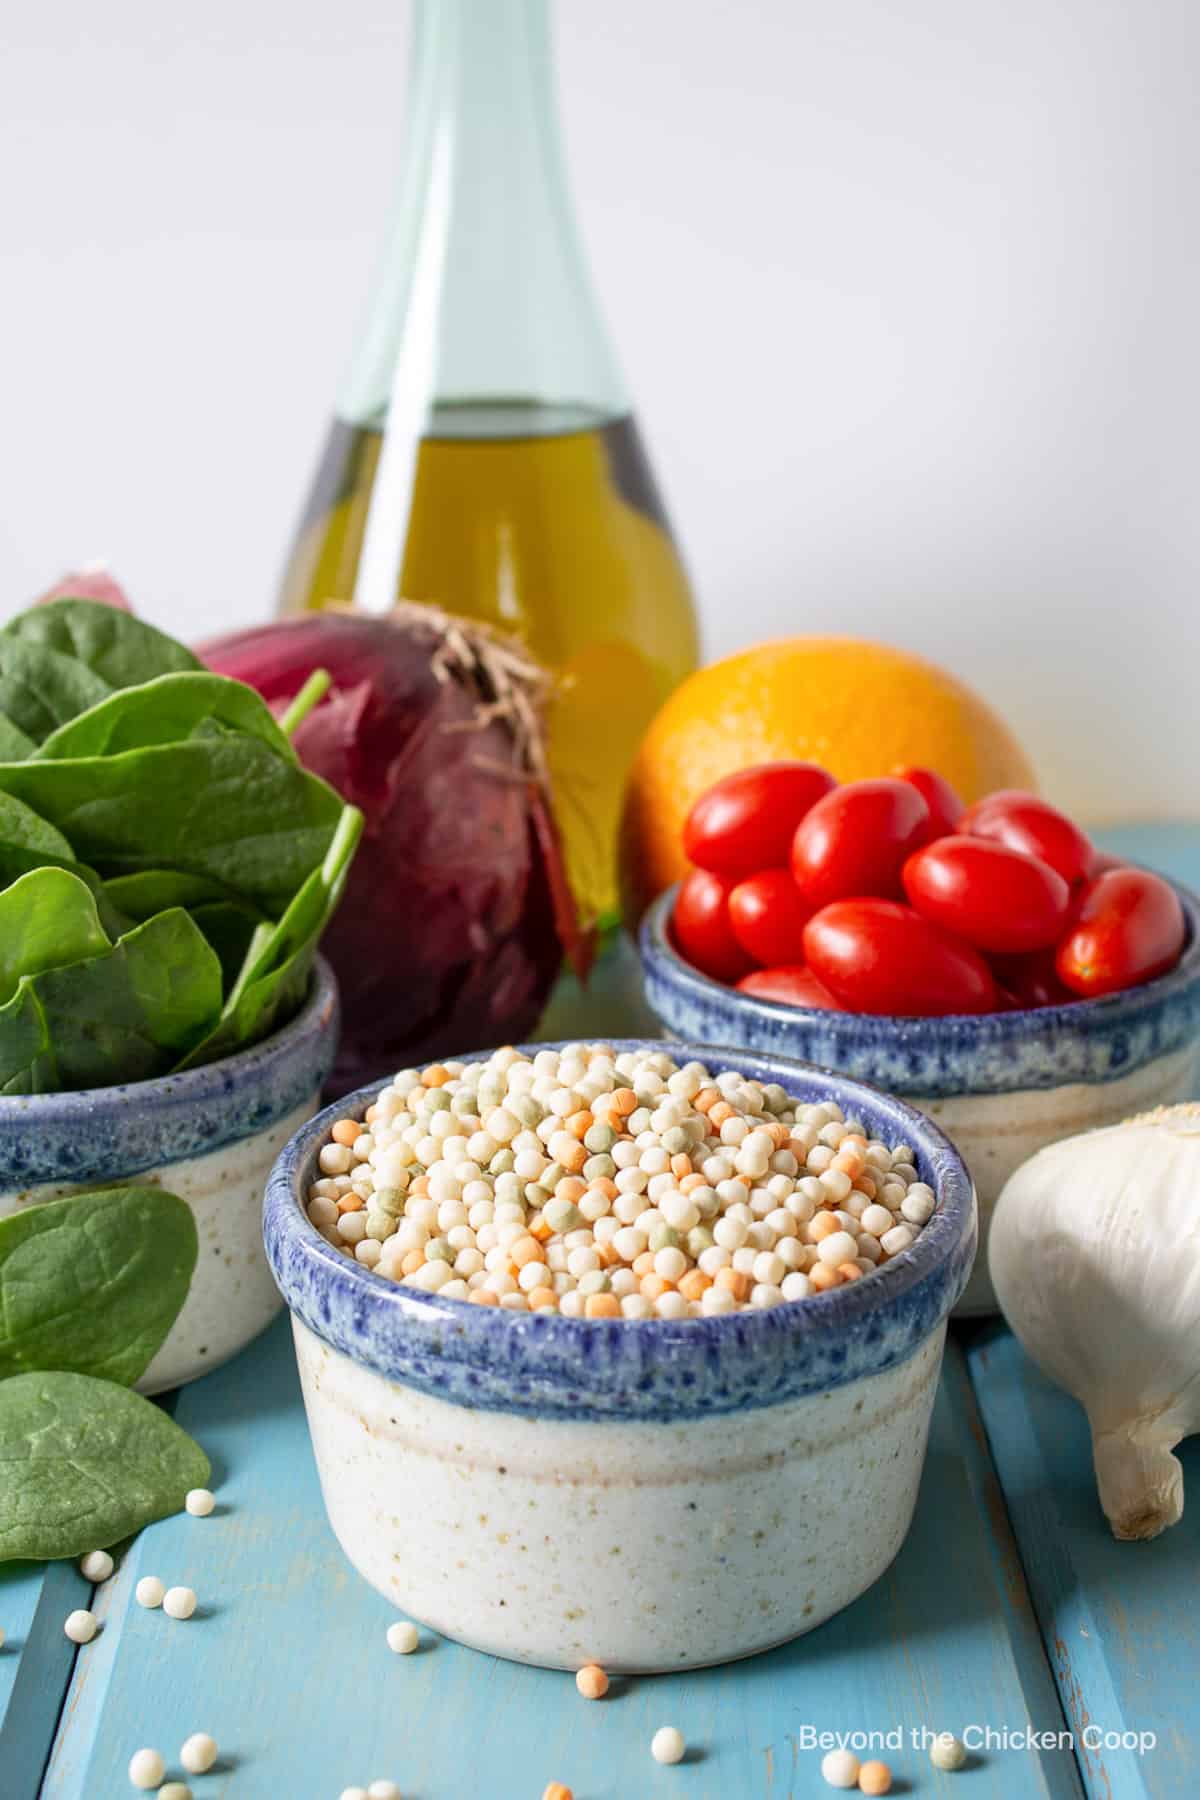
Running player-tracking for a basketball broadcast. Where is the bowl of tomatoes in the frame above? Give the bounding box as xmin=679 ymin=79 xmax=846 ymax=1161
xmin=639 ymin=764 xmax=1200 ymax=1313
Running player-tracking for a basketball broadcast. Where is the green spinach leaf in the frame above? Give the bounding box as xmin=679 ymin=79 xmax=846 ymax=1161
xmin=0 ymin=908 xmax=223 ymax=1094
xmin=0 ymin=790 xmax=75 ymax=862
xmin=101 ymin=868 xmax=238 ymax=919
xmin=0 ymin=716 xmax=36 ymax=761
xmin=0 ymin=1187 xmax=197 ymax=1386
xmin=0 ymin=736 xmax=344 ymax=912
xmin=3 ymin=598 xmax=201 ymax=688
xmin=36 ymin=670 xmax=296 ymax=764
xmin=0 ymin=638 xmax=112 ymax=745
xmin=0 ymin=1370 xmax=209 ymax=1561
xmin=0 ymin=869 xmax=111 ymax=1004
xmin=176 ymin=803 xmax=361 ymax=1066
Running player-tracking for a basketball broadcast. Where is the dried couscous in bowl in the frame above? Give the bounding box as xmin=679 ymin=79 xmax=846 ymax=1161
xmin=264 ymin=1040 xmax=975 ymax=1672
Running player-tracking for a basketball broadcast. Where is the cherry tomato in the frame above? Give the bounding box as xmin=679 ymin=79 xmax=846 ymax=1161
xmin=1055 ymin=868 xmax=1186 ymax=997
xmin=892 ymin=765 xmax=965 ymax=842
xmin=671 ymin=869 xmax=753 ymax=983
xmin=803 ymin=899 xmax=998 ymax=1015
xmin=961 ymin=790 xmax=1093 ymax=886
xmin=736 ymin=965 xmax=845 ymax=1009
xmin=990 ymin=949 xmax=1077 ymax=1008
xmin=791 ymin=779 xmax=931 ymax=910
xmin=727 ymin=869 xmax=811 ymax=965
xmin=902 ymin=835 xmax=1071 ymax=953
xmin=1088 ymin=849 xmax=1127 ymax=878
xmin=683 ymin=762 xmax=836 ymax=879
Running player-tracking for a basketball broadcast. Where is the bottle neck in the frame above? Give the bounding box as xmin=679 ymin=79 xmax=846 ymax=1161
xmin=339 ymin=0 xmax=625 ymax=434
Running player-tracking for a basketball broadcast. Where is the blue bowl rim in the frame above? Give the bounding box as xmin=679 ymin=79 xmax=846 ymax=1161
xmin=264 ymin=1039 xmax=977 ymax=1419
xmin=640 ymin=872 xmax=1200 ymax=1047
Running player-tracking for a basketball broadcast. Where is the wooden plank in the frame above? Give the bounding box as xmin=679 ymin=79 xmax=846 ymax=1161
xmin=44 ymin=1316 xmax=1078 ymax=1798
xmin=0 ymin=1558 xmax=90 ymax=1800
xmin=967 ymin=1325 xmax=1198 ymax=1800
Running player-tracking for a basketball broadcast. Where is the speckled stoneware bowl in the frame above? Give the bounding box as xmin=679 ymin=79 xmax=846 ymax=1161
xmin=641 ymin=878 xmax=1200 ymax=1314
xmin=265 ymin=1041 xmax=975 ymax=1672
xmin=0 ymin=959 xmax=338 ymax=1395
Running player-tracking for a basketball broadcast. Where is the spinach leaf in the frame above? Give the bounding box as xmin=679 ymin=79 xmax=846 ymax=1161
xmin=0 ymin=638 xmax=112 ymax=745
xmin=0 ymin=869 xmax=111 ymax=1004
xmin=102 ymin=868 xmax=238 ymax=918
xmin=0 ymin=1370 xmax=209 ymax=1561
xmin=0 ymin=1187 xmax=197 ymax=1386
xmin=0 ymin=790 xmax=75 ymax=862
xmin=36 ymin=671 xmax=296 ymax=764
xmin=0 ymin=716 xmax=35 ymax=761
xmin=190 ymin=900 xmax=269 ymax=989
xmin=0 ymin=908 xmax=223 ymax=1094
xmin=176 ymin=803 xmax=362 ymax=1067
xmin=0 ymin=736 xmax=344 ymax=913
xmin=3 ymin=598 xmax=201 ymax=688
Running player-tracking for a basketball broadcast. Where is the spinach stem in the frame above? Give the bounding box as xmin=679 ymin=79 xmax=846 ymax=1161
xmin=279 ymin=669 xmax=332 ymax=737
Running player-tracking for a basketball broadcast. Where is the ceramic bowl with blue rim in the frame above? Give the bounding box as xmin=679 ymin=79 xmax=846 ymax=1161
xmin=641 ymin=878 xmax=1200 ymax=1314
xmin=0 ymin=957 xmax=338 ymax=1394
xmin=265 ymin=1040 xmax=975 ymax=1671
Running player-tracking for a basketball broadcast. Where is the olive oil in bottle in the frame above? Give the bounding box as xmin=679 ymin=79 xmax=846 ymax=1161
xmin=277 ymin=0 xmax=699 ymax=924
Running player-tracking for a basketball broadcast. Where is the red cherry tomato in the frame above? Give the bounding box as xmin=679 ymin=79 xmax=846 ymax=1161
xmin=736 ymin=965 xmax=845 ymax=1009
xmin=1088 ymin=849 xmax=1126 ymax=878
xmin=682 ymin=762 xmax=836 ymax=879
xmin=892 ymin=765 xmax=965 ymax=842
xmin=1056 ymin=868 xmax=1186 ymax=997
xmin=727 ymin=869 xmax=812 ymax=966
xmin=902 ymin=835 xmax=1071 ymax=954
xmin=791 ymin=779 xmax=931 ymax=910
xmin=990 ymin=948 xmax=1077 ymax=1008
xmin=803 ymin=899 xmax=998 ymax=1015
xmin=671 ymin=869 xmax=753 ymax=983
xmin=961 ymin=790 xmax=1094 ymax=886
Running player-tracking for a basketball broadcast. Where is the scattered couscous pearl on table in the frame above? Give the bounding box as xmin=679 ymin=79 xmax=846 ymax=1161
xmin=135 ymin=1575 xmax=165 ymax=1609
xmin=163 ymin=1585 xmax=197 ymax=1620
xmin=63 ymin=1610 xmax=97 ymax=1645
xmin=305 ymin=1045 xmax=936 ymax=1320
xmin=386 ymin=1619 xmax=419 ymax=1654
xmin=858 ymin=1761 xmax=893 ymax=1795
xmin=575 ymin=1663 xmax=609 ymax=1699
xmin=180 ymin=1732 xmax=218 ymax=1774
xmin=930 ymin=1731 xmax=968 ymax=1770
xmin=542 ymin=1785 xmax=573 ymax=1800
xmin=159 ymin=1785 xmax=192 ymax=1800
xmin=127 ymin=1746 xmax=165 ymax=1789
xmin=184 ymin=1487 xmax=216 ymax=1517
xmin=366 ymin=1782 xmax=402 ymax=1799
xmin=821 ymin=1747 xmax=861 ymax=1788
xmin=651 ymin=1726 xmax=686 ymax=1765
xmin=79 ymin=1549 xmax=114 ymax=1582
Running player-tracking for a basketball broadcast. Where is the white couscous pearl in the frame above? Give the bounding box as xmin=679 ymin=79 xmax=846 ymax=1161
xmin=64 ymin=1609 xmax=97 ymax=1644
xmin=929 ymin=1731 xmax=967 ymax=1770
xmin=367 ymin=1782 xmax=402 ymax=1800
xmin=821 ymin=1747 xmax=861 ymax=1788
xmin=651 ymin=1726 xmax=686 ymax=1765
xmin=163 ymin=1586 xmax=197 ymax=1620
xmin=159 ymin=1784 xmax=192 ymax=1800
xmin=386 ymin=1620 xmax=419 ymax=1654
xmin=128 ymin=1748 xmax=165 ymax=1789
xmin=185 ymin=1488 xmax=216 ymax=1518
xmin=79 ymin=1549 xmax=114 ymax=1582
xmin=180 ymin=1731 xmax=218 ymax=1773
xmin=135 ymin=1575 xmax=165 ymax=1609
xmin=817 ymin=1231 xmax=858 ymax=1267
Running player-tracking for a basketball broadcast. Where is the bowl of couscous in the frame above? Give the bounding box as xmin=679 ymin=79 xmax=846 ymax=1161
xmin=264 ymin=1038 xmax=975 ymax=1671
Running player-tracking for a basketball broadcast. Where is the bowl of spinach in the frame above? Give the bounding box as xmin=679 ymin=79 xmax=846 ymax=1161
xmin=0 ymin=596 xmax=361 ymax=1392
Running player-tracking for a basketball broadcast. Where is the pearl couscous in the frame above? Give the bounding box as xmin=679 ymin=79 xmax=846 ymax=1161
xmin=306 ymin=1046 xmax=935 ymax=1321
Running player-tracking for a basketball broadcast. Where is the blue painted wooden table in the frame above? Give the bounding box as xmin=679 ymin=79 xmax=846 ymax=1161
xmin=3 ymin=827 xmax=1198 ymax=1800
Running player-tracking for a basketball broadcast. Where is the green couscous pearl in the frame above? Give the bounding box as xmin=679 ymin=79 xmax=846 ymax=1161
xmin=583 ymin=1122 xmax=616 ymax=1154
xmin=373 ymin=1186 xmax=406 ymax=1217
xmin=489 ymin=1148 xmax=515 ymax=1175
xmin=649 ymin=1224 xmax=680 ymax=1253
xmin=511 ymin=1094 xmax=543 ymax=1126
xmin=366 ymin=1210 xmax=395 ymax=1241
xmin=540 ymin=1162 xmax=565 ymax=1190
xmin=424 ymin=1238 xmax=453 ymax=1263
xmin=660 ymin=1126 xmax=689 ymax=1155
xmin=686 ymin=1226 xmax=714 ymax=1258
xmin=577 ymin=1270 xmax=610 ymax=1296
xmin=423 ymin=1089 xmax=451 ymax=1114
xmin=583 ymin=1154 xmax=615 ymax=1182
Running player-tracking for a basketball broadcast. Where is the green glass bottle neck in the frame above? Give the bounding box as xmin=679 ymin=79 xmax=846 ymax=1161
xmin=339 ymin=0 xmax=627 ymax=437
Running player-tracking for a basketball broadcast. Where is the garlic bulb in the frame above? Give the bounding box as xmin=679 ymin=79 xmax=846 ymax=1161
xmin=989 ymin=1103 xmax=1200 ymax=1541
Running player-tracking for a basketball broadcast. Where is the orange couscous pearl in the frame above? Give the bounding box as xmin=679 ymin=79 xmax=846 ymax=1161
xmin=364 ymin=1103 xmax=379 ymax=1124
xmin=611 ymin=1088 xmax=637 ymax=1115
xmin=511 ymin=1236 xmax=543 ymax=1268
xmin=336 ymin=1193 xmax=364 ymax=1214
xmin=858 ymin=1760 xmax=893 ymax=1796
xmin=542 ymin=1785 xmax=573 ymax=1800
xmin=566 ymin=1110 xmax=594 ymax=1139
xmin=670 ymin=1153 xmax=693 ymax=1179
xmin=640 ymin=1274 xmax=671 ymax=1301
xmin=555 ymin=1177 xmax=588 ymax=1204
xmin=527 ymin=1286 xmax=558 ymax=1311
xmin=715 ymin=1267 xmax=752 ymax=1302
xmin=400 ymin=1249 xmax=426 ymax=1276
xmin=575 ymin=1664 xmax=610 ymax=1700
xmin=585 ymin=1293 xmax=621 ymax=1319
xmin=809 ymin=1212 xmax=841 ymax=1242
xmin=587 ymin=1176 xmax=619 ymax=1201
xmin=810 ymin=1263 xmax=842 ymax=1291
xmin=469 ymin=1288 xmax=499 ymax=1305
xmin=330 ymin=1119 xmax=359 ymax=1147
xmin=633 ymin=1251 xmax=656 ymax=1277
xmin=421 ymin=1063 xmax=450 ymax=1087
xmin=558 ymin=1142 xmax=588 ymax=1174
xmin=708 ymin=1101 xmax=735 ymax=1127
xmin=837 ymin=1262 xmax=864 ymax=1283
xmin=677 ymin=1269 xmax=711 ymax=1302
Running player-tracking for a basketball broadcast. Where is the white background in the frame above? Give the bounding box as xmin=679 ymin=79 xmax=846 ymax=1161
xmin=3 ymin=0 xmax=1197 ymax=820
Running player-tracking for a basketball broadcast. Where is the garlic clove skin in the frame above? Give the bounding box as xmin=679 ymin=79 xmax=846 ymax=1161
xmin=989 ymin=1103 xmax=1200 ymax=1543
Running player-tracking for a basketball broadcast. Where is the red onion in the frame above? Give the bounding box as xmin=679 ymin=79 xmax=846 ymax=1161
xmin=202 ymin=607 xmax=586 ymax=1094
xmin=35 ymin=568 xmax=132 ymax=610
